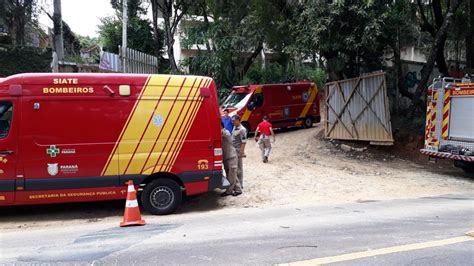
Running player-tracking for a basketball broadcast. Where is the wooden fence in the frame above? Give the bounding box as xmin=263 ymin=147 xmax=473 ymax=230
xmin=119 ymin=46 xmax=159 ymax=74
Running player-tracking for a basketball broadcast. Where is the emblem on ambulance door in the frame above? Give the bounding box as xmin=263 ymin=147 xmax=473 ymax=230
xmin=47 ymin=163 xmax=59 ymax=176
xmin=47 ymin=145 xmax=60 ymax=158
xmin=302 ymin=91 xmax=309 ymax=103
xmin=152 ymin=114 xmax=164 ymax=127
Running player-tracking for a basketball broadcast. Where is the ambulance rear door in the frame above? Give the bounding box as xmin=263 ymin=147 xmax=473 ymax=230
xmin=0 ymin=98 xmax=18 ymax=204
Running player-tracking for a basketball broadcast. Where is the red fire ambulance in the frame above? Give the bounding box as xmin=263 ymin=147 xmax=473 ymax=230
xmin=221 ymin=82 xmax=320 ymax=132
xmin=0 ymin=73 xmax=224 ymax=214
xmin=421 ymin=77 xmax=474 ymax=173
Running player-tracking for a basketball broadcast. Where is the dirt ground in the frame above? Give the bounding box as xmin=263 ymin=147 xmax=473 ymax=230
xmin=1 ymin=124 xmax=473 ymax=231
xmin=217 ymin=124 xmax=474 ymax=209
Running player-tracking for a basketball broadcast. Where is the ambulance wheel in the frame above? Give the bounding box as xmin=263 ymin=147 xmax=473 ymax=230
xmin=303 ymin=117 xmax=314 ymax=129
xmin=141 ymin=178 xmax=182 ymax=215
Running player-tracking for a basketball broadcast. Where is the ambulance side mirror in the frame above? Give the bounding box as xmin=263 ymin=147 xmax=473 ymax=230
xmin=247 ymin=102 xmax=255 ymax=111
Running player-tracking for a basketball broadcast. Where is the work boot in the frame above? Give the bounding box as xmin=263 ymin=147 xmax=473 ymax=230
xmin=232 ymin=191 xmax=242 ymax=197
xmin=221 ymin=191 xmax=232 ymax=197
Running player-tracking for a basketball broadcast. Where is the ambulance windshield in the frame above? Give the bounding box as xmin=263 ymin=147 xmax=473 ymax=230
xmin=222 ymin=93 xmax=251 ymax=109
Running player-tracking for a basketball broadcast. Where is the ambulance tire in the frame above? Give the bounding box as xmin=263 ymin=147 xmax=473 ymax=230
xmin=303 ymin=117 xmax=314 ymax=129
xmin=141 ymin=178 xmax=182 ymax=215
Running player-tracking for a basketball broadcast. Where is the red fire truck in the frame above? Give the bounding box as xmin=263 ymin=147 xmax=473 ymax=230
xmin=421 ymin=77 xmax=474 ymax=173
xmin=221 ymin=82 xmax=320 ymax=132
xmin=0 ymin=73 xmax=224 ymax=214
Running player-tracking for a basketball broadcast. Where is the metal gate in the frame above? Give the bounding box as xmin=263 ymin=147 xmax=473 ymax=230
xmin=325 ymin=71 xmax=394 ymax=145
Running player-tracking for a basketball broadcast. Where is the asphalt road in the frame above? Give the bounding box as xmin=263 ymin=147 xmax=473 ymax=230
xmin=1 ymin=193 xmax=473 ymax=265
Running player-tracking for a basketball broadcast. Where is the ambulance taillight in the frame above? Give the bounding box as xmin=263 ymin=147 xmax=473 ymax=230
xmin=213 ymin=141 xmax=223 ymax=170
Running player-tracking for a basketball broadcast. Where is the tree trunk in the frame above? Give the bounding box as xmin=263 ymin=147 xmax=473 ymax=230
xmin=410 ymin=0 xmax=461 ymax=113
xmin=418 ymin=0 xmax=449 ymax=76
xmin=163 ymin=13 xmax=179 ymax=73
xmin=8 ymin=2 xmax=27 ymax=47
xmin=435 ymin=34 xmax=449 ymax=76
xmin=230 ymin=57 xmax=236 ymax=82
xmin=344 ymin=53 xmax=357 ymax=78
xmin=242 ymin=42 xmax=263 ymax=77
xmin=201 ymin=5 xmax=212 ymax=52
xmin=16 ymin=13 xmax=26 ymax=47
xmin=467 ymin=0 xmax=474 ymax=69
xmin=391 ymin=43 xmax=413 ymax=113
xmin=150 ymin=1 xmax=161 ymax=69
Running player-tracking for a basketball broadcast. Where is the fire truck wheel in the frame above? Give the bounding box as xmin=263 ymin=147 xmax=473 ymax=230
xmin=303 ymin=117 xmax=314 ymax=129
xmin=141 ymin=178 xmax=182 ymax=215
xmin=461 ymin=167 xmax=474 ymax=174
xmin=454 ymin=160 xmax=474 ymax=174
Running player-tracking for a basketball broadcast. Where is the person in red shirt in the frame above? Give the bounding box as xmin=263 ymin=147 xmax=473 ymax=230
xmin=254 ymin=116 xmax=275 ymax=163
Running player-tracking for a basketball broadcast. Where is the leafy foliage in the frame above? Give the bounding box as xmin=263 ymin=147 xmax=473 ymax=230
xmin=241 ymin=63 xmax=326 ymax=88
xmin=62 ymin=22 xmax=81 ymax=57
xmin=150 ymin=0 xmax=194 ymax=73
xmin=2 ymin=0 xmax=467 ymax=114
xmin=290 ymin=1 xmax=417 ymax=80
xmin=1 ymin=0 xmax=39 ymax=48
xmin=110 ymin=0 xmax=147 ymax=17
xmin=0 ymin=47 xmax=52 ymax=77
xmin=77 ymin=35 xmax=99 ymax=49
xmin=182 ymin=0 xmax=299 ymax=91
xmin=98 ymin=0 xmax=164 ymax=57
xmin=98 ymin=15 xmax=157 ymax=55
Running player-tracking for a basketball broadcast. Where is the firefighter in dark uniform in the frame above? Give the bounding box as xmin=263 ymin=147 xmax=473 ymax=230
xmin=231 ymin=115 xmax=247 ymax=192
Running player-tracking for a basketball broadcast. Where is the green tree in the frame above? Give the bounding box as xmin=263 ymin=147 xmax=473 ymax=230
xmin=3 ymin=0 xmax=38 ymax=47
xmin=110 ymin=0 xmax=146 ymax=17
xmin=77 ymin=35 xmax=99 ymax=49
xmin=150 ymin=0 xmax=192 ymax=73
xmin=182 ymin=0 xmax=296 ymax=88
xmin=97 ymin=0 xmax=163 ymax=57
xmin=451 ymin=0 xmax=474 ymax=71
xmin=376 ymin=0 xmax=418 ymax=110
xmin=98 ymin=15 xmax=157 ymax=55
xmin=241 ymin=63 xmax=326 ymax=88
xmin=467 ymin=0 xmax=474 ymax=69
xmin=290 ymin=0 xmax=409 ymax=81
xmin=410 ymin=0 xmax=462 ymax=113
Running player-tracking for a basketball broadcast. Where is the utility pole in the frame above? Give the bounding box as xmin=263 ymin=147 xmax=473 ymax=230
xmin=122 ymin=0 xmax=128 ymax=73
xmin=53 ymin=0 xmax=64 ymax=61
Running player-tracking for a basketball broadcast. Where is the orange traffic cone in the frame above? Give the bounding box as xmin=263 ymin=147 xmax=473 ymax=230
xmin=120 ymin=180 xmax=146 ymax=227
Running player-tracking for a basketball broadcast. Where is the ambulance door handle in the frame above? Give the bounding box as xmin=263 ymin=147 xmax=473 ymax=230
xmin=0 ymin=150 xmax=14 ymax=155
xmin=208 ymin=145 xmax=213 ymax=149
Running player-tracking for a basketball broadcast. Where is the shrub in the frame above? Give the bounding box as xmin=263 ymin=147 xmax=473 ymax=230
xmin=0 ymin=48 xmax=52 ymax=77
